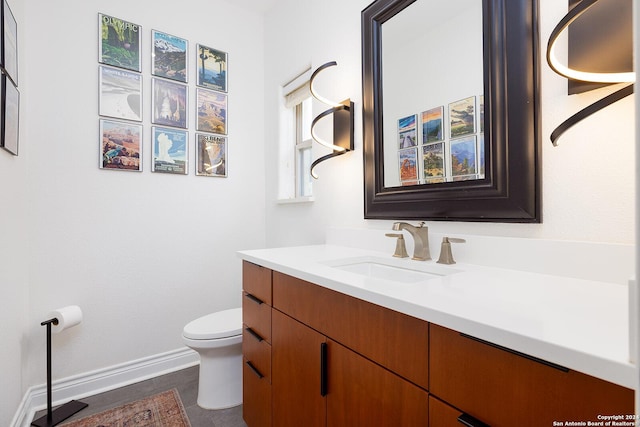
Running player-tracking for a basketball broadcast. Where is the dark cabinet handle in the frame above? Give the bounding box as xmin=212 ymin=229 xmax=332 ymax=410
xmin=457 ymin=413 xmax=490 ymax=427
xmin=245 ymin=293 xmax=264 ymax=305
xmin=245 ymin=327 xmax=263 ymax=342
xmin=245 ymin=361 xmax=264 ymax=379
xmin=320 ymin=342 xmax=328 ymax=396
xmin=459 ymin=333 xmax=569 ymax=373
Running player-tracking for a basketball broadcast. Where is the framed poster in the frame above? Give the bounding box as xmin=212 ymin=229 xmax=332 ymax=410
xmin=1 ymin=73 xmax=18 ymax=155
xmin=152 ymin=30 xmax=187 ymax=83
xmin=398 ymin=114 xmax=416 ymax=148
xmin=98 ymin=13 xmax=141 ymax=72
xmin=422 ymin=142 xmax=444 ymax=182
xmin=451 ymin=135 xmax=477 ymax=180
xmin=398 ymin=147 xmax=418 ymax=183
xmin=196 ymin=43 xmax=227 ymax=92
xmin=152 ymin=126 xmax=188 ymax=174
xmin=99 ymin=118 xmax=142 ymax=171
xmin=99 ymin=65 xmax=142 ymax=122
xmin=196 ymin=88 xmax=227 ymax=134
xmin=479 ymin=94 xmax=484 ymax=133
xmin=1 ymin=0 xmax=17 ymax=85
xmin=196 ymin=133 xmax=227 ymax=177
xmin=421 ymin=106 xmax=443 ymax=143
xmin=151 ymin=77 xmax=187 ymax=129
xmin=449 ymin=96 xmax=476 ymax=139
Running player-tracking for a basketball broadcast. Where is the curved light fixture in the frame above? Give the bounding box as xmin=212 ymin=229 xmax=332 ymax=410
xmin=310 ymin=61 xmax=344 ymax=108
xmin=309 ymin=61 xmax=354 ymax=179
xmin=547 ymin=0 xmax=635 ymax=145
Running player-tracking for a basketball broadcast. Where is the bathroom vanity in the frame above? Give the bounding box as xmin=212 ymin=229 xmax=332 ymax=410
xmin=239 ymin=245 xmax=635 ymax=426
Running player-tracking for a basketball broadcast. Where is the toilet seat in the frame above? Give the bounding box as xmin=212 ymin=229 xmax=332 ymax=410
xmin=183 ymin=308 xmax=242 ymax=340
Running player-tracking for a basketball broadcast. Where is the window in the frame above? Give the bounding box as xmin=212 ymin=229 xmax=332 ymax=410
xmin=279 ymin=69 xmax=314 ymax=202
xmin=295 ymin=97 xmax=313 ymax=197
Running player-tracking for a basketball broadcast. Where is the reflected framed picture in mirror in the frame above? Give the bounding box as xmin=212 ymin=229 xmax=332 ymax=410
xmin=422 ymin=106 xmax=444 ymax=144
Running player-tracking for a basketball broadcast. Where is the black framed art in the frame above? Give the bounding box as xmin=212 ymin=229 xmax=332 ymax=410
xmin=1 ymin=0 xmax=17 ymax=85
xmin=2 ymin=72 xmax=19 ymax=155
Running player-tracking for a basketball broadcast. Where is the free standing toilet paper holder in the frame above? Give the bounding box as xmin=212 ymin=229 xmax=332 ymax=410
xmin=31 ymin=317 xmax=88 ymax=427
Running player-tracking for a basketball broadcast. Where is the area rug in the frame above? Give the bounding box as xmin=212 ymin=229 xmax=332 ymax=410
xmin=60 ymin=388 xmax=191 ymax=427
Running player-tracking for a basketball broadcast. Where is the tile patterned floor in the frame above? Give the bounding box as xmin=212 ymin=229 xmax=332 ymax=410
xmin=32 ymin=366 xmax=247 ymax=427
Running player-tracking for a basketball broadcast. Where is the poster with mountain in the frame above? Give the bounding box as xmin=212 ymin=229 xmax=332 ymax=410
xmin=196 ymin=88 xmax=227 ymax=134
xmin=152 ymin=30 xmax=187 ymax=83
xmin=196 ymin=44 xmax=227 ymax=92
xmin=451 ymin=135 xmax=477 ymax=180
xmin=98 ymin=13 xmax=141 ymax=72
xmin=421 ymin=106 xmax=443 ymax=143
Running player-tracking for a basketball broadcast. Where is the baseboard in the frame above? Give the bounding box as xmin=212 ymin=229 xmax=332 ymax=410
xmin=12 ymin=347 xmax=199 ymax=427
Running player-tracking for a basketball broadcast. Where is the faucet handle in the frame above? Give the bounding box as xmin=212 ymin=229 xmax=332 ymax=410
xmin=385 ymin=233 xmax=409 ymax=258
xmin=436 ymin=237 xmax=466 ymax=265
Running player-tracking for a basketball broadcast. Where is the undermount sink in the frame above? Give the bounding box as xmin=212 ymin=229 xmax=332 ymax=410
xmin=322 ymin=256 xmax=462 ymax=284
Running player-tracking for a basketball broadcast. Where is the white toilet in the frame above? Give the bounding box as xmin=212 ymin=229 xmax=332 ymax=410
xmin=182 ymin=307 xmax=243 ymax=410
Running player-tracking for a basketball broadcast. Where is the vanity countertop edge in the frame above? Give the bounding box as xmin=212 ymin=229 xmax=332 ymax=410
xmin=238 ymin=244 xmax=636 ymax=390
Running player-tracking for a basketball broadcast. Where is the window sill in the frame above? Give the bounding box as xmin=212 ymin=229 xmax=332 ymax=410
xmin=277 ymin=196 xmax=315 ymax=205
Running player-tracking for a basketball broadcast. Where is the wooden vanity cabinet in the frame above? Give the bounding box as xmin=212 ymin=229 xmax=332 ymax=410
xmin=242 ymin=261 xmax=634 ymax=427
xmin=271 ymin=271 xmax=430 ymax=427
xmin=272 ymin=271 xmax=430 ymax=389
xmin=241 ymin=261 xmax=272 ymax=427
xmin=429 ymin=324 xmax=634 ymax=427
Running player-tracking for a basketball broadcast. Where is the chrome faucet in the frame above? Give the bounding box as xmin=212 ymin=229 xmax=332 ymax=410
xmin=391 ymin=222 xmax=431 ymax=261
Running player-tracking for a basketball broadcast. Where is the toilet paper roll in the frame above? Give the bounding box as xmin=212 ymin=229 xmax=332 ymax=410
xmin=48 ymin=305 xmax=83 ymax=334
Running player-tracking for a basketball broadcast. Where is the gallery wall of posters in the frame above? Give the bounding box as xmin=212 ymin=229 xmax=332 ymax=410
xmin=396 ymin=94 xmax=485 ymax=186
xmin=97 ymin=12 xmax=228 ymax=177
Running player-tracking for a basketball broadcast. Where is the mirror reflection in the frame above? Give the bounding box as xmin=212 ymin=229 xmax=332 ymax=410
xmin=381 ymin=0 xmax=484 ymax=188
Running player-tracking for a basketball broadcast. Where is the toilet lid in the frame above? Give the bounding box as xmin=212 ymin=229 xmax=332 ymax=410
xmin=183 ymin=308 xmax=242 ymax=340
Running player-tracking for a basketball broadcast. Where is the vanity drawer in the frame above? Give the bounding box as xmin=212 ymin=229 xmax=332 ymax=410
xmin=243 ymin=356 xmax=272 ymax=427
xmin=429 ymin=396 xmax=483 ymax=427
xmin=242 ymin=291 xmax=272 ymax=344
xmin=430 ymin=324 xmax=634 ymax=426
xmin=242 ymin=261 xmax=272 ymax=305
xmin=243 ymin=326 xmax=271 ymax=381
xmin=272 ymin=271 xmax=429 ymax=390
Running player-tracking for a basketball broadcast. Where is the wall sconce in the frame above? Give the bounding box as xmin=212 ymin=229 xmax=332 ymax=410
xmin=547 ymin=0 xmax=635 ymax=146
xmin=309 ymin=61 xmax=354 ymax=178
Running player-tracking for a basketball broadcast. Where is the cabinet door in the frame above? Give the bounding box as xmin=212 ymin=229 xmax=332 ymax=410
xmin=430 ymin=396 xmax=488 ymax=427
xmin=430 ymin=324 xmax=634 ymax=426
xmin=272 ymin=309 xmax=327 ymax=427
xmin=273 ymin=271 xmax=429 ymax=390
xmin=327 ymin=339 xmax=429 ymax=427
xmin=243 ymin=358 xmax=271 ymax=427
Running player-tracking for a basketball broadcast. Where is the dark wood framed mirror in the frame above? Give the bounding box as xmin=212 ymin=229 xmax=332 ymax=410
xmin=362 ymin=0 xmax=541 ymax=222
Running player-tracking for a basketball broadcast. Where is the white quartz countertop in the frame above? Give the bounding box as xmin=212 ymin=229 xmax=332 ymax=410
xmin=238 ymin=244 xmax=636 ymax=389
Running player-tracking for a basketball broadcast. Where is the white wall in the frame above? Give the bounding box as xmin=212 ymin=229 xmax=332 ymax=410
xmin=17 ymin=0 xmax=266 ymax=405
xmin=0 ymin=0 xmax=28 ymax=423
xmin=264 ymin=0 xmax=635 ymax=247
